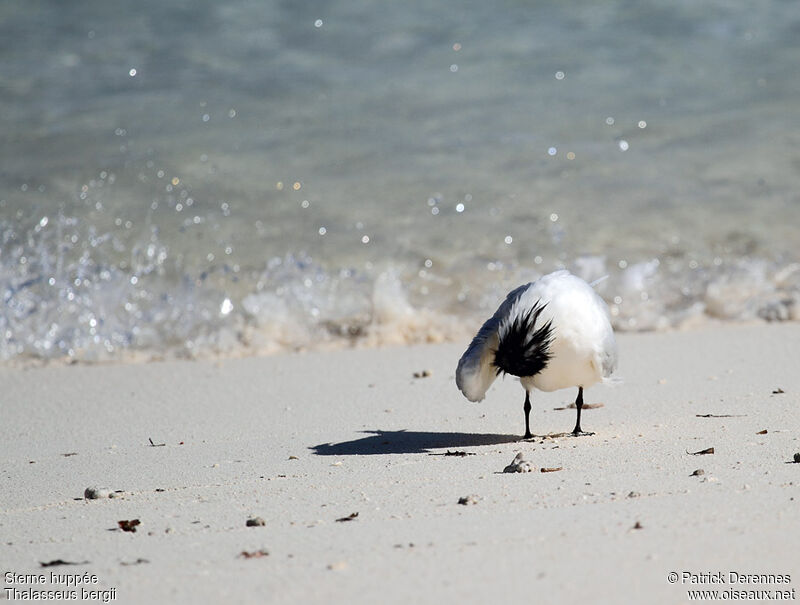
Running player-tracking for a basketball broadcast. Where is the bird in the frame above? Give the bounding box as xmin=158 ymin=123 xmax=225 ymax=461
xmin=456 ymin=269 xmax=617 ymax=439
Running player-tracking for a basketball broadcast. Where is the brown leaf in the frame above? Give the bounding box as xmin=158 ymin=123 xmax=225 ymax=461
xmin=687 ymin=447 xmax=715 ymax=455
xmin=118 ymin=519 xmax=141 ymax=532
xmin=540 ymin=467 xmax=563 ymax=473
xmin=756 ymin=429 xmax=768 ymax=435
xmin=239 ymin=549 xmax=269 ymax=559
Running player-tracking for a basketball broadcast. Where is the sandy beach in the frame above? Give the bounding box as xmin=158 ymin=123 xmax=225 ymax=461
xmin=1 ymin=323 xmax=799 ymax=604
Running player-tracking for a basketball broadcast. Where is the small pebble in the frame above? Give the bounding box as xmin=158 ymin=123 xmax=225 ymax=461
xmin=690 ymin=469 xmax=705 ymax=477
xmin=246 ymin=517 xmax=266 ymax=527
xmin=794 ymin=453 xmax=800 ymax=463
xmin=627 ymin=491 xmax=640 ymax=498
xmin=503 ymin=452 xmax=534 ymax=473
xmin=84 ymin=487 xmax=116 ymax=500
xmin=458 ymin=495 xmax=479 ymax=505
xmin=413 ymin=370 xmax=432 ymax=378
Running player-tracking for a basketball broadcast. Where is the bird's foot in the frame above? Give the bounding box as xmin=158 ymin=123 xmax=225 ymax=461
xmin=571 ymin=430 xmax=595 ymax=437
xmin=521 ymin=431 xmax=534 ymax=441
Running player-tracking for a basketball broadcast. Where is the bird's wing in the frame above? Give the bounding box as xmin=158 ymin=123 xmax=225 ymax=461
xmin=587 ymin=282 xmax=619 ymax=383
xmin=597 ymin=328 xmax=619 ymax=378
xmin=456 ymin=283 xmax=530 ymax=401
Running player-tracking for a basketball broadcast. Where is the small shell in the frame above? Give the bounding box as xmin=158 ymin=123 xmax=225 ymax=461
xmin=84 ymin=486 xmax=114 ymax=500
xmin=503 ymin=452 xmax=534 ymax=473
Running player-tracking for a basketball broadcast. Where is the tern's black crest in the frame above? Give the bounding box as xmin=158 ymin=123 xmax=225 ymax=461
xmin=493 ymin=302 xmax=553 ymax=378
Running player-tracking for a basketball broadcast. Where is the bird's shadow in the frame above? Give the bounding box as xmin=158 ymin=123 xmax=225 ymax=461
xmin=309 ymin=429 xmax=522 ymax=456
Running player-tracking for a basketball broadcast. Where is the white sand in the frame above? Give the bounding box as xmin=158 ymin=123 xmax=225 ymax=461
xmin=2 ymin=324 xmax=799 ymax=604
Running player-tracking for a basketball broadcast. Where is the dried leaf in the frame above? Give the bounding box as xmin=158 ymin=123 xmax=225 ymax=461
xmin=540 ymin=467 xmax=563 ymax=473
xmin=120 ymin=558 xmax=149 ymax=566
xmin=118 ymin=519 xmax=141 ymax=532
xmin=239 ymin=549 xmax=269 ymax=559
xmin=336 ymin=512 xmax=359 ymax=522
xmin=40 ymin=559 xmax=89 ymax=568
xmin=687 ymin=447 xmax=715 ymax=455
xmin=772 ymin=388 xmax=785 ymax=394
xmin=696 ymin=414 xmax=746 ymax=418
xmin=428 ymin=450 xmax=475 ymax=457
xmin=756 ymin=429 xmax=768 ymax=435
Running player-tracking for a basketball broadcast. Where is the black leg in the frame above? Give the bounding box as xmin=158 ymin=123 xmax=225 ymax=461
xmin=523 ymin=391 xmax=532 ymax=439
xmin=571 ymin=387 xmax=594 ymax=436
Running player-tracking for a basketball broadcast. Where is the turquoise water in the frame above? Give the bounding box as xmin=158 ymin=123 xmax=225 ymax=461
xmin=2 ymin=0 xmax=799 ymax=361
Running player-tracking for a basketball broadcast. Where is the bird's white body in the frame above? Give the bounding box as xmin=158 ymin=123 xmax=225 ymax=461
xmin=456 ymin=270 xmax=617 ymax=402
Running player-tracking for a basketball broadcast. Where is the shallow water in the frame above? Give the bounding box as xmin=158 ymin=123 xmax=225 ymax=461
xmin=2 ymin=0 xmax=799 ymax=362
